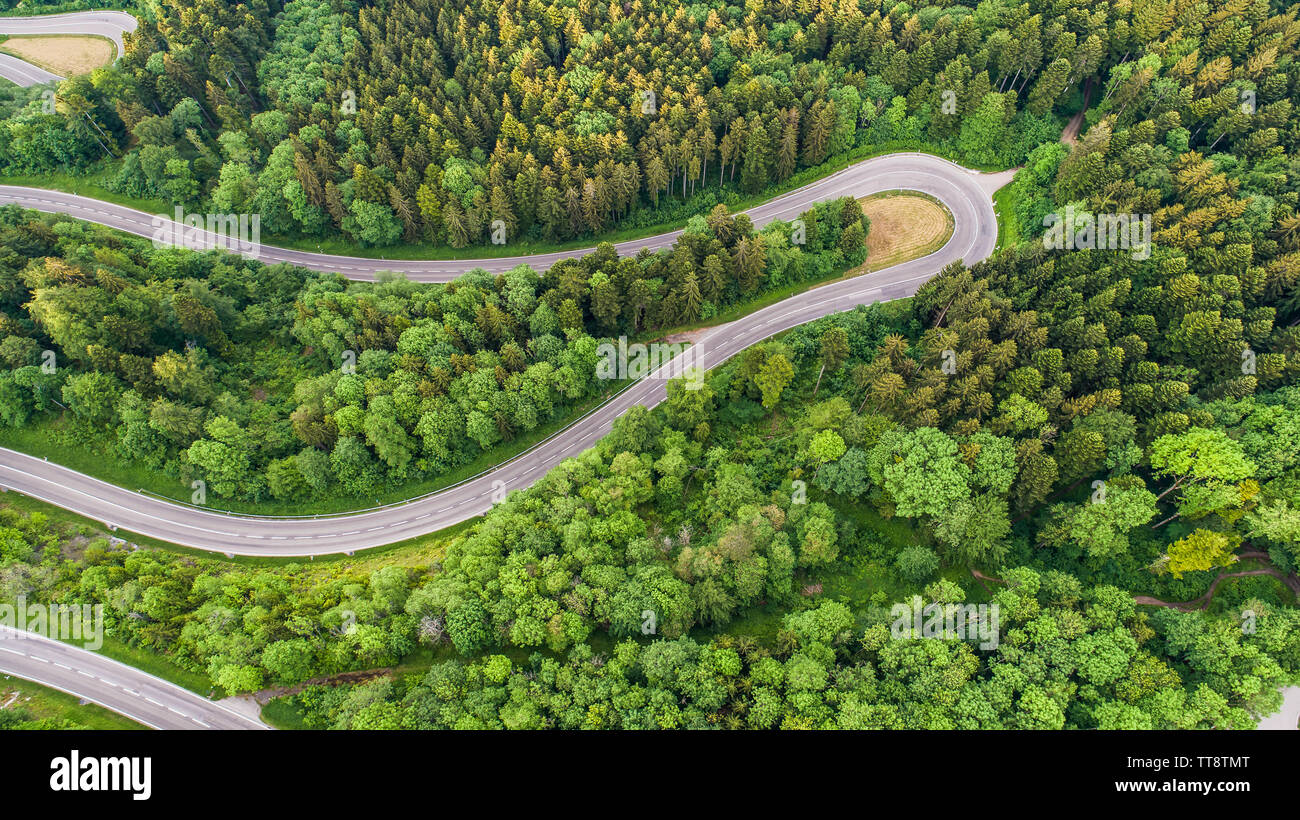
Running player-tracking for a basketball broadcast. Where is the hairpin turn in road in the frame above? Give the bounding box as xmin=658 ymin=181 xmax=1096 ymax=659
xmin=0 ymin=153 xmax=1011 ymax=556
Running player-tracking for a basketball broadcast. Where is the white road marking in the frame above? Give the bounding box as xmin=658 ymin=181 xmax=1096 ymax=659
xmin=0 ymin=155 xmax=1000 ymax=559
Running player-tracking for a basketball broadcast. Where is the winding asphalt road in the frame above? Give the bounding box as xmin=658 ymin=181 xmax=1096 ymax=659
xmin=2 ymin=154 xmax=1005 ymax=280
xmin=0 ymin=153 xmax=1008 ymax=730
xmin=0 ymin=154 xmax=1009 ymax=556
xmin=0 ymin=11 xmax=136 ymax=87
xmin=0 ymin=52 xmax=61 ymax=87
xmin=2 ymin=9 xmax=1284 ymax=738
xmin=0 ymin=625 xmax=268 ymax=729
xmin=0 ymin=12 xmax=1010 ymax=727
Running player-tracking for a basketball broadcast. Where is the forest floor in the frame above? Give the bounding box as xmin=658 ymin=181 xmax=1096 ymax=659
xmin=1060 ymin=80 xmax=1095 ymax=145
xmin=0 ymin=33 xmax=114 ymax=75
xmin=1061 ymin=109 xmax=1087 ymax=145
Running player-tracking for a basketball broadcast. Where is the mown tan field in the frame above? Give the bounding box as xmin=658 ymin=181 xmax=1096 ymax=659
xmin=855 ymin=193 xmax=954 ymax=272
xmin=1 ymin=35 xmax=114 ymax=76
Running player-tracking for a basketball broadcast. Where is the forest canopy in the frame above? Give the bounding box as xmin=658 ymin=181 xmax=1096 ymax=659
xmin=0 ymin=0 xmax=1298 ymax=731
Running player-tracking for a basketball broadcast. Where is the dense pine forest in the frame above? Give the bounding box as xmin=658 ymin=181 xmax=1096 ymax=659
xmin=11 ymin=0 xmax=1067 ymax=245
xmin=0 ymin=0 xmax=1298 ymax=730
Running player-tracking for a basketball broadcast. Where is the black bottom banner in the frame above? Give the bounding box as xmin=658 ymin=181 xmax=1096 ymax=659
xmin=4 ymin=729 xmax=1292 ymax=810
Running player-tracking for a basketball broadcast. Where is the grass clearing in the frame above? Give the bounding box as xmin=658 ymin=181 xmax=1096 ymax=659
xmin=0 ymin=34 xmax=115 ymax=76
xmin=854 ymin=191 xmax=954 ymax=272
xmin=993 ymin=183 xmax=1021 ymax=251
xmin=0 ymin=675 xmax=144 ymax=729
xmin=260 ymin=696 xmax=309 ymax=730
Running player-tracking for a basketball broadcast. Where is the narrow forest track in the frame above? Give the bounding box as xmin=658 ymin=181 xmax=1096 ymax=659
xmin=976 ymin=551 xmax=1300 ymax=612
xmin=1060 ymin=80 xmax=1094 ymax=145
xmin=1133 ymin=569 xmax=1290 ymax=611
xmin=1133 ymin=551 xmax=1300 ymax=610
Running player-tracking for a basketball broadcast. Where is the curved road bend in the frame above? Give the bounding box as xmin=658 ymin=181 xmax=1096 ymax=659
xmin=0 ymin=53 xmax=62 ymax=87
xmin=0 ymin=11 xmax=137 ymax=87
xmin=0 ymin=626 xmax=268 ymax=729
xmin=1 ymin=153 xmax=1007 ymax=280
xmin=0 ymin=155 xmax=1009 ymax=556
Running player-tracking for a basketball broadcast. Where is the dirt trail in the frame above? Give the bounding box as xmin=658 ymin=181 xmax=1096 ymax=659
xmin=1060 ymin=80 xmax=1095 ymax=145
xmin=252 ymin=666 xmax=395 ymax=705
xmin=973 ymin=550 xmax=1299 ymax=611
xmin=1133 ymin=568 xmax=1289 ymax=610
xmin=657 ymin=325 xmax=724 ymax=346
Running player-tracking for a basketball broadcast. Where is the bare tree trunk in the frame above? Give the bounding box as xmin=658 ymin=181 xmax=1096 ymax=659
xmin=932 ymin=295 xmax=957 ymax=328
xmin=1155 ymin=476 xmax=1186 ymax=502
xmin=1151 ymin=511 xmax=1181 ymax=529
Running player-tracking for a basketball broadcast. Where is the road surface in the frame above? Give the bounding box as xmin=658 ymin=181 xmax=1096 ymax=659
xmin=0 ymin=10 xmax=136 ymax=86
xmin=0 ymin=153 xmax=1011 ymax=556
xmin=1 ymin=153 xmax=1007 ymax=279
xmin=1257 ymin=686 xmax=1300 ymax=730
xmin=0 ymin=625 xmax=269 ymax=729
xmin=0 ymin=53 xmax=61 ymax=86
